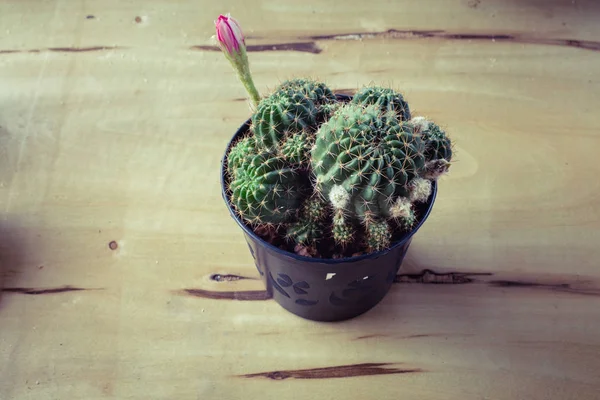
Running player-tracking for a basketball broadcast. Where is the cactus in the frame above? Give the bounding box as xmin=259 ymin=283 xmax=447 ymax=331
xmin=311 ymin=103 xmax=426 ymax=222
xmin=227 ymin=134 xmax=256 ymax=177
xmin=366 ymin=219 xmax=392 ymax=252
xmin=280 ymin=131 xmax=313 ymax=167
xmin=410 ymin=117 xmax=453 ymax=161
xmin=285 ymin=196 xmax=328 ymax=246
xmin=407 ymin=177 xmax=432 ymax=203
xmin=351 ymin=86 xmax=411 ymax=121
xmin=224 ymin=76 xmax=452 ymax=257
xmin=286 ymin=222 xmax=323 ymax=246
xmin=409 ymin=117 xmax=453 ymax=179
xmin=271 ymin=78 xmax=337 ymax=125
xmin=274 ymin=78 xmax=336 ymax=107
xmin=332 ymin=208 xmax=353 ymax=247
xmin=389 ymin=197 xmax=416 ymax=229
xmin=228 ymin=150 xmax=306 ymax=225
xmin=251 ymin=91 xmax=318 ymax=149
xmin=321 ymin=102 xmax=343 ymax=119
xmin=303 ymin=195 xmax=328 ymax=221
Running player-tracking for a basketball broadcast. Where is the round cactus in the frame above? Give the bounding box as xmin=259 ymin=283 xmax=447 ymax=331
xmin=274 ymin=78 xmax=337 ymax=106
xmin=251 ymin=91 xmax=318 ymax=149
xmin=227 ymin=134 xmax=256 ymax=177
xmin=418 ymin=119 xmax=452 ymax=162
xmin=351 ymin=86 xmax=411 ymax=121
xmin=311 ymin=103 xmax=426 ymax=222
xmin=409 ymin=117 xmax=453 ymax=179
xmin=280 ymin=131 xmax=313 ymax=166
xmin=228 ymin=150 xmax=305 ymax=225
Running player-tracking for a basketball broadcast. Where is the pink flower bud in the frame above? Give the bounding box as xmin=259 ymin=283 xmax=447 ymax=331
xmin=214 ymin=13 xmax=261 ymax=107
xmin=215 ymin=13 xmax=245 ymax=54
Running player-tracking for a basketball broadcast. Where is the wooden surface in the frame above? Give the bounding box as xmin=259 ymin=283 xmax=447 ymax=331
xmin=1 ymin=0 xmax=600 ymax=398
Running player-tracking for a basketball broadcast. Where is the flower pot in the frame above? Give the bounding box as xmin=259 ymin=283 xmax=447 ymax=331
xmin=220 ymin=95 xmax=438 ymax=322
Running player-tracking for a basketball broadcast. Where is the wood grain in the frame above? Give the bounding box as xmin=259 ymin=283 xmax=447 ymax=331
xmin=1 ymin=0 xmax=600 ymax=399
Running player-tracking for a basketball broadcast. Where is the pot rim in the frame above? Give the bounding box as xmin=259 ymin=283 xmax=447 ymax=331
xmin=219 ymin=94 xmax=438 ymax=265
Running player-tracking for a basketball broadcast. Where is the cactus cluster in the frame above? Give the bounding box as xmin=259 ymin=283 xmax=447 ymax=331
xmin=225 ymin=79 xmax=454 ymax=257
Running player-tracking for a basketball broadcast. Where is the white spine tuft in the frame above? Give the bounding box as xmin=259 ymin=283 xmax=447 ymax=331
xmin=408 ymin=178 xmax=432 ymax=203
xmin=410 ymin=116 xmax=430 ymax=132
xmin=329 ymin=185 xmax=350 ymax=210
xmin=423 ymin=159 xmax=451 ymax=180
xmin=390 ymin=197 xmax=413 ymax=219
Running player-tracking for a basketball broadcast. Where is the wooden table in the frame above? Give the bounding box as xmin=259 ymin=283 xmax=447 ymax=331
xmin=1 ymin=0 xmax=599 ymax=398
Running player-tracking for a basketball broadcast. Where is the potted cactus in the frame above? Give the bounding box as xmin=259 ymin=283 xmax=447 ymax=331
xmin=215 ymin=14 xmax=453 ymax=321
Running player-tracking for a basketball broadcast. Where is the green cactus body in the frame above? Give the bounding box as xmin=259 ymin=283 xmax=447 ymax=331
xmin=332 ymin=209 xmax=353 ymax=247
xmin=286 ymin=221 xmax=323 ymax=245
xmin=275 ymin=78 xmax=337 ymax=105
xmin=421 ymin=121 xmax=452 ymax=162
xmin=389 ymin=197 xmax=416 ymax=229
xmin=366 ymin=219 xmax=392 ymax=252
xmin=311 ymin=103 xmax=426 ymax=222
xmin=409 ymin=117 xmax=453 ymax=179
xmin=251 ymin=91 xmax=318 ymax=149
xmin=281 ymin=131 xmax=313 ymax=166
xmin=321 ymin=102 xmax=342 ymax=119
xmin=285 ymin=196 xmax=327 ymax=245
xmin=229 ymin=150 xmax=304 ymax=225
xmin=351 ymin=86 xmax=411 ymax=121
xmin=227 ymin=135 xmax=256 ymax=177
xmin=303 ymin=196 xmax=328 ymax=222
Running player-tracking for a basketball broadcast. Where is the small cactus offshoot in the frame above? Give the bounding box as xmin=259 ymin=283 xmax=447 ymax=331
xmin=285 ymin=196 xmax=328 ymax=247
xmin=280 ymin=131 xmax=313 ymax=167
xmin=227 ymin=134 xmax=256 ymax=177
xmin=366 ymin=219 xmax=392 ymax=252
xmin=251 ymin=91 xmax=318 ymax=149
xmin=274 ymin=78 xmax=337 ymax=107
xmin=351 ymin=85 xmax=412 ymax=121
xmin=409 ymin=117 xmax=453 ymax=180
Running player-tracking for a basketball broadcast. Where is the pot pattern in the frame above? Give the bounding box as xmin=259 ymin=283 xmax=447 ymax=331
xmin=245 ymin=236 xmax=410 ymax=309
xmin=267 ymin=272 xmax=318 ymax=306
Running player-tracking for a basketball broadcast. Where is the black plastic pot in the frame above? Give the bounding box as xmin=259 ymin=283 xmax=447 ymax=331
xmin=220 ymin=95 xmax=438 ymax=322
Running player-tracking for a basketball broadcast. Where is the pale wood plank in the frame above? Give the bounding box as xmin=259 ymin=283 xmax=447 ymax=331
xmin=1 ymin=0 xmax=599 ymax=399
